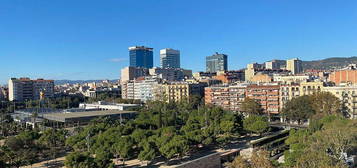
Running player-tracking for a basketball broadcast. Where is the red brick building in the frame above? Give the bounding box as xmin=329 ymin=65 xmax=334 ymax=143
xmin=205 ymin=85 xmax=246 ymax=112
xmin=329 ymin=70 xmax=357 ymax=85
xmin=245 ymin=85 xmax=280 ymax=115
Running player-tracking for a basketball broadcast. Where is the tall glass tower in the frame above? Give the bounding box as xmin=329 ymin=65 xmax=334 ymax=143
xmin=160 ymin=48 xmax=180 ymax=68
xmin=129 ymin=46 xmax=153 ymax=68
xmin=206 ymin=52 xmax=228 ymax=72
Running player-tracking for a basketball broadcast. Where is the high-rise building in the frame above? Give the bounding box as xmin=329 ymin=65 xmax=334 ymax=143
xmin=8 ymin=78 xmax=54 ymax=101
xmin=160 ymin=48 xmax=180 ymax=68
xmin=206 ymin=52 xmax=228 ymax=72
xmin=286 ymin=58 xmax=303 ymax=74
xmin=129 ymin=46 xmax=153 ymax=68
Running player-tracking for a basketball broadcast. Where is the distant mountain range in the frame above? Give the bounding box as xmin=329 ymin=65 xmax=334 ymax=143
xmin=302 ymin=56 xmax=357 ymax=70
xmin=54 ymin=79 xmax=118 ymax=85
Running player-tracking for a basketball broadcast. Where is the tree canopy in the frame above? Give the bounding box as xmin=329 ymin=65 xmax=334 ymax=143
xmin=243 ymin=115 xmax=269 ymax=135
xmin=64 ymin=101 xmax=244 ymax=165
xmin=284 ymin=116 xmax=356 ymax=168
xmin=241 ymin=98 xmax=264 ymax=115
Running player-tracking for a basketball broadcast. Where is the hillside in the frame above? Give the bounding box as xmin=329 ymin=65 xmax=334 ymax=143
xmin=302 ymin=56 xmax=357 ymax=70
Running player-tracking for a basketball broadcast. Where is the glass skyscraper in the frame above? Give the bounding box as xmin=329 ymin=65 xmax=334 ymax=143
xmin=206 ymin=52 xmax=228 ymax=72
xmin=160 ymin=48 xmax=180 ymax=68
xmin=129 ymin=46 xmax=153 ymax=68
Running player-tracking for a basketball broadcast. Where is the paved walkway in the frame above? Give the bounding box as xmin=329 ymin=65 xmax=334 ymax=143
xmin=21 ymin=157 xmax=66 ymax=168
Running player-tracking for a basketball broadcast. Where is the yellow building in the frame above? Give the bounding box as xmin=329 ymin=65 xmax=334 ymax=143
xmin=279 ymin=81 xmax=323 ymax=109
xmin=279 ymin=84 xmax=300 ymax=109
xmin=157 ymin=82 xmax=206 ymax=102
xmin=299 ymin=81 xmax=323 ymax=96
xmin=322 ymin=86 xmax=357 ymax=119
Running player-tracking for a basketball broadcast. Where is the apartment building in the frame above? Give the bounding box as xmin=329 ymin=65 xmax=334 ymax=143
xmin=133 ymin=76 xmax=160 ymax=102
xmin=265 ymin=60 xmax=286 ymax=70
xmin=193 ymin=72 xmax=217 ymax=80
xmin=250 ymin=73 xmax=273 ymax=83
xmin=213 ymin=70 xmax=245 ymax=84
xmin=205 ymin=86 xmax=230 ymax=110
xmin=245 ymin=64 xmax=289 ymax=82
xmin=121 ymin=66 xmax=149 ymax=82
xmin=121 ymin=81 xmax=135 ymax=100
xmin=121 ymin=76 xmax=160 ymax=102
xmin=121 ymin=66 xmax=193 ymax=83
xmin=279 ymin=83 xmax=301 ymax=109
xmin=273 ymin=75 xmax=311 ymax=84
xmin=158 ymin=82 xmax=206 ymax=102
xmin=299 ymin=81 xmax=323 ymax=96
xmin=246 ymin=84 xmax=280 ymax=115
xmin=279 ymin=81 xmax=323 ymax=109
xmin=148 ymin=67 xmax=192 ymax=81
xmin=329 ymin=70 xmax=357 ymax=85
xmin=245 ymin=63 xmax=264 ymax=81
xmin=205 ymin=84 xmax=247 ymax=112
xmin=8 ymin=78 xmax=54 ymax=101
xmin=323 ymin=86 xmax=357 ymax=119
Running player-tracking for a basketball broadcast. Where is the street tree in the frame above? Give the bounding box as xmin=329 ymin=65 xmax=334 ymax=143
xmin=243 ymin=115 xmax=269 ymax=135
xmin=114 ymin=136 xmax=134 ymax=166
xmin=241 ymin=98 xmax=264 ymax=116
xmin=138 ymin=140 xmax=156 ymax=164
xmin=159 ymin=135 xmax=189 ymax=159
xmin=282 ymin=95 xmax=315 ymax=124
xmin=65 ymin=152 xmax=97 ymax=168
xmin=227 ymin=150 xmax=274 ymax=168
xmin=310 ymin=92 xmax=342 ymax=118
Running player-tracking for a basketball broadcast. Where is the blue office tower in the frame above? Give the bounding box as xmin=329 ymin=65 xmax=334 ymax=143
xmin=129 ymin=46 xmax=153 ymax=68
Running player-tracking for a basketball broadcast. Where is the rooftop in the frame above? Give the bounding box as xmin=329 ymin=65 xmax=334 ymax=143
xmin=43 ymin=110 xmax=137 ymax=119
xmin=128 ymin=46 xmax=153 ymax=51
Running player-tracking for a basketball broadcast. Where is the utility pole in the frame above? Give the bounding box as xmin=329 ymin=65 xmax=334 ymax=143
xmin=120 ymin=113 xmax=123 ymax=125
xmin=86 ymin=130 xmax=91 ymax=152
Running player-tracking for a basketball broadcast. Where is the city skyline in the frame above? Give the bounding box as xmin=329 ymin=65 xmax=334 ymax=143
xmin=1 ymin=0 xmax=357 ymax=84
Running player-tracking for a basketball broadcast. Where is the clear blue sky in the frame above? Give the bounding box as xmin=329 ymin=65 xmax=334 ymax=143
xmin=1 ymin=0 xmax=357 ymax=84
